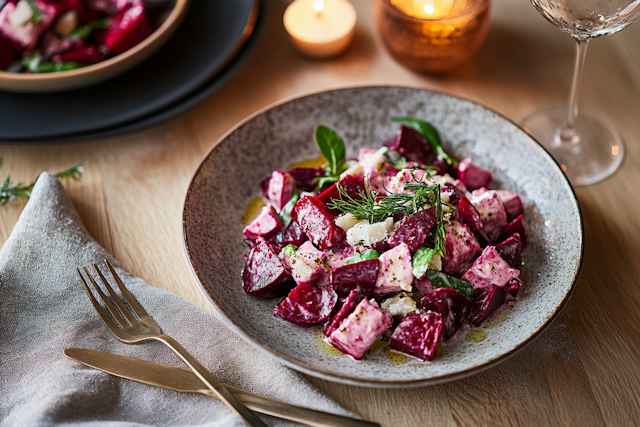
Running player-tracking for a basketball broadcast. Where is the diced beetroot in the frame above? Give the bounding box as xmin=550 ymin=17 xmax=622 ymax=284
xmin=0 ymin=0 xmax=57 ymax=52
xmin=41 ymin=31 xmax=83 ymax=59
xmin=461 ymin=246 xmax=520 ymax=293
xmin=243 ymin=237 xmax=295 ymax=299
xmin=316 ymin=175 xmax=365 ymax=211
xmin=266 ymin=170 xmax=296 ymax=211
xmin=457 ymin=196 xmax=487 ymax=241
xmin=442 ymin=182 xmax=464 ymax=205
xmin=502 ymin=214 xmax=528 ymax=247
xmin=495 ymin=190 xmax=524 ymax=222
xmin=55 ymin=0 xmax=98 ymax=23
xmin=53 ymin=45 xmax=107 ymax=64
xmin=288 ymin=167 xmax=324 ymax=192
xmin=420 ymin=288 xmax=470 ymax=341
xmin=243 ymin=205 xmax=283 ymax=241
xmin=390 ymin=310 xmax=443 ymax=362
xmin=328 ymin=299 xmax=393 ymax=360
xmin=443 ymin=220 xmax=482 ymax=277
xmin=388 ymin=125 xmax=432 ymax=164
xmin=104 ymin=3 xmax=152 ymax=55
xmin=375 ymin=243 xmax=414 ymax=295
xmin=415 ymin=276 xmax=436 ymax=295
xmin=494 ymin=233 xmax=522 ymax=269
xmin=291 ymin=195 xmax=346 ymax=250
xmin=273 ymin=221 xmax=307 ymax=247
xmin=274 ymin=283 xmax=338 ymax=326
xmin=330 ymin=258 xmax=379 ymax=297
xmin=383 ymin=135 xmax=397 ymax=148
xmin=388 ymin=208 xmax=437 ymax=253
xmin=503 ymin=277 xmax=522 ymax=299
xmin=0 ymin=38 xmax=15 ymax=69
xmin=323 ymin=290 xmax=364 ymax=337
xmin=458 ymin=158 xmax=492 ymax=191
xmin=324 ymin=244 xmax=355 ymax=269
xmin=470 ymin=191 xmax=508 ymax=243
xmin=433 ymin=155 xmax=459 ymax=178
xmin=289 ymin=241 xmax=327 ymax=286
xmin=369 ymin=239 xmax=390 ymax=253
xmin=468 ymin=285 xmax=505 ymax=326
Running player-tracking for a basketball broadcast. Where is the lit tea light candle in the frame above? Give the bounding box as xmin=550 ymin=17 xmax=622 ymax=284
xmin=283 ymin=0 xmax=357 ymax=58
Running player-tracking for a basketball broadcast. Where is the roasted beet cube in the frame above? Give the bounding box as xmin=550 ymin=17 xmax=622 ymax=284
xmin=443 ymin=220 xmax=482 ymax=277
xmin=289 ymin=241 xmax=327 ymax=286
xmin=388 ymin=125 xmax=432 ymax=164
xmin=323 ymin=290 xmax=364 ymax=337
xmin=316 ymin=175 xmax=365 ymax=211
xmin=330 ymin=258 xmax=379 ymax=297
xmin=266 ymin=170 xmax=296 ymax=211
xmin=495 ymin=233 xmax=522 ymax=269
xmin=457 ymin=195 xmax=485 ymax=238
xmin=390 ymin=310 xmax=443 ymax=362
xmin=495 ymin=189 xmax=524 ymax=222
xmin=0 ymin=38 xmax=15 ymax=70
xmin=328 ymin=298 xmax=393 ymax=360
xmin=503 ymin=277 xmax=522 ymax=299
xmin=55 ymin=0 xmax=99 ymax=23
xmin=502 ymin=214 xmax=528 ymax=247
xmin=433 ymin=155 xmax=459 ymax=178
xmin=375 ymin=243 xmax=413 ymax=295
xmin=420 ymin=288 xmax=470 ymax=341
xmin=468 ymin=285 xmax=506 ymax=326
xmin=53 ymin=45 xmax=107 ymax=64
xmin=383 ymin=135 xmax=397 ymax=148
xmin=288 ymin=167 xmax=324 ymax=192
xmin=388 ymin=208 xmax=437 ymax=253
xmin=273 ymin=221 xmax=307 ymax=247
xmin=0 ymin=0 xmax=57 ymax=52
xmin=273 ymin=283 xmax=338 ymax=325
xmin=461 ymin=246 xmax=520 ymax=293
xmin=243 ymin=237 xmax=295 ymax=299
xmin=104 ymin=3 xmax=152 ymax=55
xmin=458 ymin=158 xmax=492 ymax=191
xmin=243 ymin=205 xmax=283 ymax=241
xmin=442 ymin=182 xmax=464 ymax=205
xmin=324 ymin=244 xmax=355 ymax=269
xmin=470 ymin=191 xmax=508 ymax=243
xmin=291 ymin=195 xmax=346 ymax=250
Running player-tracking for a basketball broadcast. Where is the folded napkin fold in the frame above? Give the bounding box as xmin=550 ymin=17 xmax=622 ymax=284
xmin=0 ymin=173 xmax=354 ymax=426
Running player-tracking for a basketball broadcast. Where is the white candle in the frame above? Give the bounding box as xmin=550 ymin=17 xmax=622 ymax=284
xmin=283 ymin=0 xmax=357 ymax=58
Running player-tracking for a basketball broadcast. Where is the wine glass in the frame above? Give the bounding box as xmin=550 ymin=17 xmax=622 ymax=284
xmin=520 ymin=0 xmax=640 ymax=186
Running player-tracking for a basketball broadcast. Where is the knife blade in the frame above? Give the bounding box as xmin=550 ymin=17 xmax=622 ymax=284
xmin=64 ymin=348 xmax=379 ymax=427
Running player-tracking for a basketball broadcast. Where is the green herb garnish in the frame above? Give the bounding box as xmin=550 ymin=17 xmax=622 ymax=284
xmin=412 ymin=247 xmax=440 ymax=279
xmin=281 ymin=244 xmax=297 ymax=258
xmin=69 ymin=18 xmax=110 ymax=40
xmin=279 ymin=190 xmax=301 ymax=226
xmin=26 ymin=0 xmax=41 ymax=23
xmin=313 ymin=125 xmax=347 ymax=190
xmin=0 ymin=158 xmax=87 ymax=206
xmin=383 ymin=149 xmax=408 ymax=169
xmin=391 ymin=117 xmax=456 ymax=165
xmin=425 ymin=270 xmax=475 ymax=298
xmin=343 ymin=249 xmax=380 ymax=265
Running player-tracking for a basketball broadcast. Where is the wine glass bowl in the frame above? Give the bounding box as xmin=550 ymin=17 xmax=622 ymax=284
xmin=521 ymin=0 xmax=640 ymax=186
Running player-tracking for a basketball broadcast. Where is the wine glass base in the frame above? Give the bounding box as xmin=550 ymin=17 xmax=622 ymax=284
xmin=519 ymin=108 xmax=625 ymax=186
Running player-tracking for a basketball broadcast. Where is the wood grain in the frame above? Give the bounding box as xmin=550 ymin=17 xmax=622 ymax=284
xmin=2 ymin=0 xmax=640 ymax=425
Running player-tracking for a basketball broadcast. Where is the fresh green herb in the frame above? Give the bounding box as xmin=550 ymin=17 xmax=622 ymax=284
xmin=412 ymin=247 xmax=440 ymax=279
xmin=69 ymin=18 xmax=110 ymax=40
xmin=425 ymin=270 xmax=475 ymax=298
xmin=313 ymin=125 xmax=347 ymax=190
xmin=281 ymin=245 xmax=297 ymax=258
xmin=343 ymin=249 xmax=380 ymax=265
xmin=391 ymin=117 xmax=456 ymax=165
xmin=0 ymin=158 xmax=87 ymax=206
xmin=383 ymin=150 xmax=408 ymax=169
xmin=21 ymin=53 xmax=82 ymax=73
xmin=279 ymin=190 xmax=301 ymax=226
xmin=313 ymin=175 xmax=339 ymax=191
xmin=26 ymin=0 xmax=41 ymax=23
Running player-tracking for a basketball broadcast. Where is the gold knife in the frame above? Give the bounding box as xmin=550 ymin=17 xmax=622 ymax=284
xmin=64 ymin=348 xmax=379 ymax=427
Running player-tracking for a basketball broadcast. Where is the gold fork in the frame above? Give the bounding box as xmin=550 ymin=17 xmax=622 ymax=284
xmin=77 ymin=259 xmax=268 ymax=427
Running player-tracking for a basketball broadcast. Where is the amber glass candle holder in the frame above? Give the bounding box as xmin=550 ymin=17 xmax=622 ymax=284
xmin=375 ymin=0 xmax=490 ymax=73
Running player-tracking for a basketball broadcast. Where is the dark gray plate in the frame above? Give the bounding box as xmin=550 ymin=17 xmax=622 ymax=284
xmin=0 ymin=0 xmax=258 ymax=141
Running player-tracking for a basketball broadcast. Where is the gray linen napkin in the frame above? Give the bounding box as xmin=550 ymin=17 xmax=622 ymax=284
xmin=0 ymin=172 xmax=354 ymax=426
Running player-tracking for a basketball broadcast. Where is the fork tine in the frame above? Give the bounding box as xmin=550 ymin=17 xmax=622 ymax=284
xmin=93 ymin=263 xmax=137 ymax=324
xmin=76 ymin=268 xmax=122 ymax=330
xmin=83 ymin=266 xmax=128 ymax=326
xmin=104 ymin=259 xmax=152 ymax=321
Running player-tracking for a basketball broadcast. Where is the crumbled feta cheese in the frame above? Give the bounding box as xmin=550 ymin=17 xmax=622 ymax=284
xmin=381 ymin=292 xmax=418 ymax=317
xmin=335 ymin=213 xmax=361 ymax=232
xmin=9 ymin=0 xmax=33 ymax=27
xmin=428 ymin=253 xmax=442 ymax=271
xmin=340 ymin=161 xmax=363 ymax=179
xmin=346 ymin=217 xmax=394 ymax=246
xmin=360 ymin=147 xmax=387 ymax=174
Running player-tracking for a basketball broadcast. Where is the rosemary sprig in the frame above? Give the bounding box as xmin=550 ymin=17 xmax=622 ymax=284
xmin=0 ymin=158 xmax=87 ymax=206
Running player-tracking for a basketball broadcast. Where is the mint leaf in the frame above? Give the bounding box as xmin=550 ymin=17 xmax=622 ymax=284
xmin=279 ymin=190 xmax=301 ymax=226
xmin=314 ymin=125 xmax=346 ymax=177
xmin=343 ymin=249 xmax=380 ymax=265
xmin=412 ymin=247 xmax=440 ymax=279
xmin=391 ymin=117 xmax=456 ymax=165
xmin=425 ymin=270 xmax=475 ymax=298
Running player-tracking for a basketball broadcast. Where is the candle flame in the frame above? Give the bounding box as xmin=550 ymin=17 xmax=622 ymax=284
xmin=313 ymin=0 xmax=325 ymax=13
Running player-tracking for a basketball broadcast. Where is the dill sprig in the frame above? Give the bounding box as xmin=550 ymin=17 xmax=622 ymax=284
xmin=0 ymin=158 xmax=87 ymax=206
xmin=327 ymin=171 xmax=447 ymax=254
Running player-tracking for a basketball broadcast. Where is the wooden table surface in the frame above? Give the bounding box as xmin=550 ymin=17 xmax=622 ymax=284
xmin=2 ymin=0 xmax=640 ymax=425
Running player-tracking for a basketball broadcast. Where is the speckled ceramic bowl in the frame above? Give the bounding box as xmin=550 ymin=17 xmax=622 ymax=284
xmin=183 ymin=86 xmax=583 ymax=388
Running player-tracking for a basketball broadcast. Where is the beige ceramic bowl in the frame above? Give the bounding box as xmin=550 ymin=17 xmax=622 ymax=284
xmin=0 ymin=0 xmax=190 ymax=93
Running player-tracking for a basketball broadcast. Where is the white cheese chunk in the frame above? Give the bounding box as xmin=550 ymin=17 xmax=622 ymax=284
xmin=346 ymin=217 xmax=394 ymax=246
xmin=335 ymin=213 xmax=361 ymax=232
xmin=428 ymin=253 xmax=442 ymax=271
xmin=9 ymin=0 xmax=34 ymax=27
xmin=340 ymin=161 xmax=363 ymax=179
xmin=381 ymin=292 xmax=418 ymax=317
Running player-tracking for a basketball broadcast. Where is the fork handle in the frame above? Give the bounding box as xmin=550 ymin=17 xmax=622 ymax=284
xmin=154 ymin=335 xmax=268 ymax=427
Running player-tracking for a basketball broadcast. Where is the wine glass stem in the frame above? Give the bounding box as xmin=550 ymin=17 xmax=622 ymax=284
xmin=555 ymin=37 xmax=590 ymax=148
